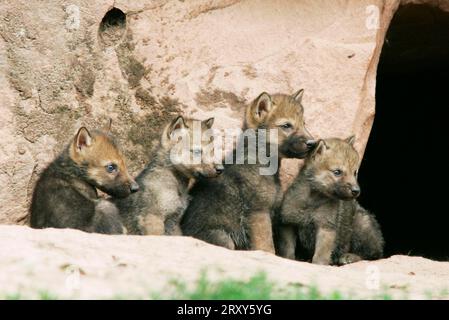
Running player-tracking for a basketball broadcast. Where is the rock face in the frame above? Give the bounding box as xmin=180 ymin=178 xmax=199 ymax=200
xmin=0 ymin=225 xmax=448 ymax=299
xmin=0 ymin=0 xmax=448 ymax=223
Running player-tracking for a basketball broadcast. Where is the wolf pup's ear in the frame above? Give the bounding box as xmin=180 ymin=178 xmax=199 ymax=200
xmin=254 ymin=92 xmax=273 ymax=120
xmin=75 ymin=127 xmax=92 ymax=151
xmin=311 ymin=139 xmax=328 ymax=157
xmin=202 ymin=117 xmax=214 ymax=129
xmin=292 ymin=89 xmax=304 ymax=103
xmin=346 ymin=135 xmax=356 ymax=146
xmin=168 ymin=116 xmax=187 ymax=139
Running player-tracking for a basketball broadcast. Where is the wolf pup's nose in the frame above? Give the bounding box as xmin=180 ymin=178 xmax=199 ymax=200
xmin=130 ymin=181 xmax=140 ymax=193
xmin=306 ymin=140 xmax=317 ymax=150
xmin=351 ymin=186 xmax=360 ymax=197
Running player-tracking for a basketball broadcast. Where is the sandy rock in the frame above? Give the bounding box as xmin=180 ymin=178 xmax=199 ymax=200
xmin=1 ymin=0 xmax=448 ymax=223
xmin=0 ymin=225 xmax=447 ymax=299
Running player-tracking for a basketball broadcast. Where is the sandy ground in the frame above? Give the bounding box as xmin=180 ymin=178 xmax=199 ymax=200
xmin=0 ymin=225 xmax=447 ymax=299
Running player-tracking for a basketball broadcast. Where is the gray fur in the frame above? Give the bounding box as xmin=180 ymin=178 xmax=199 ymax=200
xmin=278 ymin=137 xmax=384 ymax=265
xmin=181 ymin=91 xmax=316 ymax=252
xmin=115 ymin=117 xmax=221 ymax=235
xmin=114 ymin=147 xmax=191 ymax=235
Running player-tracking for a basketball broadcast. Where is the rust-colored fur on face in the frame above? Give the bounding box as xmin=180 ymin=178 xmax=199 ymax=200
xmin=69 ymin=128 xmax=138 ymax=198
xmin=245 ymin=90 xmax=315 ymax=158
xmin=30 ymin=126 xmax=138 ymax=234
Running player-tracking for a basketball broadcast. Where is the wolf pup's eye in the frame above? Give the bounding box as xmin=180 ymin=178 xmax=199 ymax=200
xmin=280 ymin=123 xmax=293 ymax=129
xmin=106 ymin=163 xmax=117 ymax=173
xmin=332 ymin=169 xmax=342 ymax=177
xmin=354 ymin=171 xmax=358 ymax=177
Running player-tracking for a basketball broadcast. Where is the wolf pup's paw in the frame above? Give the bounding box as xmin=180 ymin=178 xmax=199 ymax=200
xmin=312 ymin=256 xmax=331 ymax=265
xmin=338 ymin=253 xmax=362 ymax=265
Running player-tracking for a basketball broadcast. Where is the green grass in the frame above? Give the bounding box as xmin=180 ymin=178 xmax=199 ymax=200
xmin=1 ymin=273 xmax=350 ymax=300
xmin=4 ymin=292 xmax=22 ymax=300
xmin=38 ymin=290 xmax=58 ymax=300
xmin=2 ymin=271 xmax=444 ymax=300
xmin=154 ymin=271 xmax=351 ymax=300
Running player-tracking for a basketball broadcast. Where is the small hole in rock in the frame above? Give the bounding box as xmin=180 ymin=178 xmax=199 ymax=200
xmin=99 ymin=7 xmax=126 ymax=46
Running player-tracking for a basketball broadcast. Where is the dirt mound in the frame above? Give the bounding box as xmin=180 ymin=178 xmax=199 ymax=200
xmin=0 ymin=225 xmax=447 ymax=299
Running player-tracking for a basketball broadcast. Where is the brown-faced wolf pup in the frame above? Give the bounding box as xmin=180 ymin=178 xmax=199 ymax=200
xmin=277 ymin=137 xmax=384 ymax=265
xmin=30 ymin=124 xmax=138 ymax=234
xmin=115 ymin=116 xmax=223 ymax=235
xmin=181 ymin=90 xmax=317 ymax=253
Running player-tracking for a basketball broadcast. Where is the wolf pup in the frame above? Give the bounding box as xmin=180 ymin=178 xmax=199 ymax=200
xmin=278 ymin=137 xmax=384 ymax=265
xmin=181 ymin=90 xmax=317 ymax=253
xmin=30 ymin=125 xmax=139 ymax=234
xmin=115 ymin=116 xmax=223 ymax=236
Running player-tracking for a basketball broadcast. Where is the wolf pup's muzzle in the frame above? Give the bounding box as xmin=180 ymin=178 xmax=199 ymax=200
xmin=281 ymin=135 xmax=318 ymax=158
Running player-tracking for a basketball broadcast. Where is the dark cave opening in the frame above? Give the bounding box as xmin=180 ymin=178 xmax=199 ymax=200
xmin=358 ymin=4 xmax=449 ymax=261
